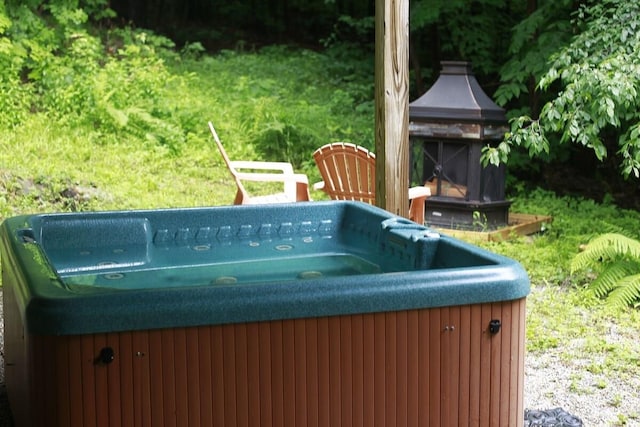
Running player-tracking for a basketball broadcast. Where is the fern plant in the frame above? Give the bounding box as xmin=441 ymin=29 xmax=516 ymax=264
xmin=571 ymin=233 xmax=640 ymax=308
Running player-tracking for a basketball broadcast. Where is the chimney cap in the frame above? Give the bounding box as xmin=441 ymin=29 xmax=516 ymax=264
xmin=409 ymin=61 xmax=507 ymax=124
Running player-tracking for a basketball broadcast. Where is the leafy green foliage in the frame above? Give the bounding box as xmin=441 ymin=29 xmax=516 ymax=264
xmin=487 ymin=0 xmax=640 ymax=178
xmin=479 ymin=187 xmax=640 ymax=290
xmin=493 ymin=0 xmax=574 ymax=110
xmin=173 ymin=45 xmax=374 ymax=175
xmin=0 ymin=3 xmax=32 ymax=127
xmin=571 ymin=233 xmax=640 ymax=308
xmin=410 ymin=0 xmax=522 ymax=77
xmin=1 ymin=1 xmax=187 ymax=152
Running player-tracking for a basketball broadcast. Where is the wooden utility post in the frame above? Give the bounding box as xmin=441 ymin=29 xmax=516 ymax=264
xmin=374 ymin=0 xmax=410 ymax=218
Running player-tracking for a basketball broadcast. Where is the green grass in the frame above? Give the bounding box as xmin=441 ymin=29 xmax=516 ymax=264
xmin=0 ymin=115 xmax=230 ymax=214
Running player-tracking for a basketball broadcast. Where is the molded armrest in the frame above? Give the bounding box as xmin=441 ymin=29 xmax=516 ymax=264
xmin=408 ymin=186 xmax=431 ymax=200
xmin=231 ymin=160 xmax=310 ymax=201
xmin=313 ymin=181 xmax=326 ymax=191
xmin=408 ymin=186 xmax=430 ymax=225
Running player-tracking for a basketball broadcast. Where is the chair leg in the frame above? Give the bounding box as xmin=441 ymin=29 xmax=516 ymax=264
xmin=234 ymin=189 xmax=246 ymax=205
xmin=296 ymin=182 xmax=311 ymax=202
xmin=409 ymin=195 xmax=427 ymax=225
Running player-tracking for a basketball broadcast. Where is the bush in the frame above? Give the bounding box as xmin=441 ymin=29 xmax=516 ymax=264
xmin=1 ymin=2 xmax=187 ymax=153
xmin=571 ymin=233 xmax=640 ymax=308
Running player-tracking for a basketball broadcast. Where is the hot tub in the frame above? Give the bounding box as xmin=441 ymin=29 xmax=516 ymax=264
xmin=1 ymin=201 xmax=529 ymax=427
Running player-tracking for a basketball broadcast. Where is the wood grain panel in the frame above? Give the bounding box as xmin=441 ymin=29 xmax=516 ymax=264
xmin=480 ymin=304 xmax=493 ymax=427
xmin=186 ymin=328 xmax=202 ymax=426
xmin=406 ymin=310 xmax=419 ymax=427
xmin=211 ymin=326 xmax=225 ymax=427
xmin=304 ymin=318 xmax=318 ymax=427
xmin=417 ymin=309 xmax=430 ymax=427
xmin=490 ymin=303 xmax=503 ymax=427
xmin=93 ymin=334 xmax=110 ymax=427
xmin=340 ymin=315 xmax=353 ymax=427
xmin=469 ymin=303 xmax=482 ymax=424
xmin=148 ymin=329 xmax=164 ymax=427
xmin=458 ymin=305 xmax=472 ymax=426
xmin=362 ymin=313 xmax=375 ymax=427
xmin=316 ymin=317 xmax=330 ymax=427
xmin=197 ymin=327 xmax=214 ymax=426
xmin=14 ymin=300 xmax=526 ymax=427
xmin=246 ymin=323 xmax=261 ymax=427
xmin=428 ymin=308 xmax=441 ymax=426
xmin=269 ymin=320 xmax=284 ymax=427
xmin=234 ymin=323 xmax=249 ymax=427
xmin=500 ymin=301 xmax=513 ymax=426
xmin=350 ymin=314 xmax=364 ymax=427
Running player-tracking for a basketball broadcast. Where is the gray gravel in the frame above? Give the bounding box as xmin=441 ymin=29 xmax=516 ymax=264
xmin=523 ymin=285 xmax=640 ymax=427
xmin=524 ymin=341 xmax=640 ymax=426
xmin=1 ymin=287 xmax=638 ymax=427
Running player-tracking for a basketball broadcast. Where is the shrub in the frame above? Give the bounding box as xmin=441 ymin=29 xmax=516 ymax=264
xmin=571 ymin=233 xmax=640 ymax=308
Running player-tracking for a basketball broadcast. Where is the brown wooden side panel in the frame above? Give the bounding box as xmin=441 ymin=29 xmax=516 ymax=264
xmin=516 ymin=298 xmax=527 ymax=427
xmin=467 ymin=300 xmax=526 ymax=427
xmin=458 ymin=304 xmax=472 ymax=426
xmin=499 ymin=301 xmax=514 ymax=426
xmin=406 ymin=310 xmax=419 ymax=427
xmin=118 ymin=331 xmax=135 ymax=427
xmin=428 ymin=308 xmax=441 ymax=426
xmin=468 ymin=303 xmax=482 ymax=425
xmin=361 ymin=313 xmax=376 ymax=427
xmin=211 ymin=326 xmax=225 ymax=427
xmin=417 ymin=309 xmax=431 ymax=427
xmin=19 ymin=300 xmax=526 ymax=427
xmin=489 ymin=303 xmax=503 ymax=427
xmin=350 ymin=314 xmax=364 ymax=427
xmin=3 ymin=281 xmax=33 ymax=427
xmin=441 ymin=306 xmax=461 ymax=427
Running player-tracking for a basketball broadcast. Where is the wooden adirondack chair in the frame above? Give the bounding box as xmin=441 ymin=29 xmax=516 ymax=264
xmin=313 ymin=142 xmax=430 ymax=224
xmin=208 ymin=122 xmax=310 ymax=204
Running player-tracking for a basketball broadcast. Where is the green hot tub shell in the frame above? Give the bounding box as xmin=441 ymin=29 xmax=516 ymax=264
xmin=1 ymin=201 xmax=529 ymax=336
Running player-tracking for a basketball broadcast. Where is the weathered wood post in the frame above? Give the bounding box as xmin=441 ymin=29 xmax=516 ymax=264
xmin=374 ymin=0 xmax=410 ymax=218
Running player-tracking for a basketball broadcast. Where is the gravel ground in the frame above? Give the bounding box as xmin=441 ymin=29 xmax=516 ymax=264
xmin=524 ymin=345 xmax=640 ymax=426
xmin=0 ymin=287 xmax=638 ymax=427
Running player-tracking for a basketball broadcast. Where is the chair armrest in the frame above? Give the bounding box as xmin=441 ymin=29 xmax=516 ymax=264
xmin=408 ymin=186 xmax=431 ymax=200
xmin=313 ymin=181 xmax=326 ymax=191
xmin=231 ymin=161 xmax=310 ymax=201
xmin=408 ymin=186 xmax=430 ymax=225
xmin=235 ymin=171 xmax=308 ymax=184
xmin=231 ymin=160 xmax=295 ymax=174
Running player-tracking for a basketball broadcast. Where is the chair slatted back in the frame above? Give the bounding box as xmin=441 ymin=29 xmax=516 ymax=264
xmin=313 ymin=142 xmax=376 ymax=204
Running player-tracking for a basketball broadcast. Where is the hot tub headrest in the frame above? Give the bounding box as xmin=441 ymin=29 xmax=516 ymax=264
xmin=37 ymin=217 xmax=152 ymax=250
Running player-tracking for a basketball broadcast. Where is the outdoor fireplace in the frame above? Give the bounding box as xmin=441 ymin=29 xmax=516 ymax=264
xmin=409 ymin=61 xmax=510 ymax=230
